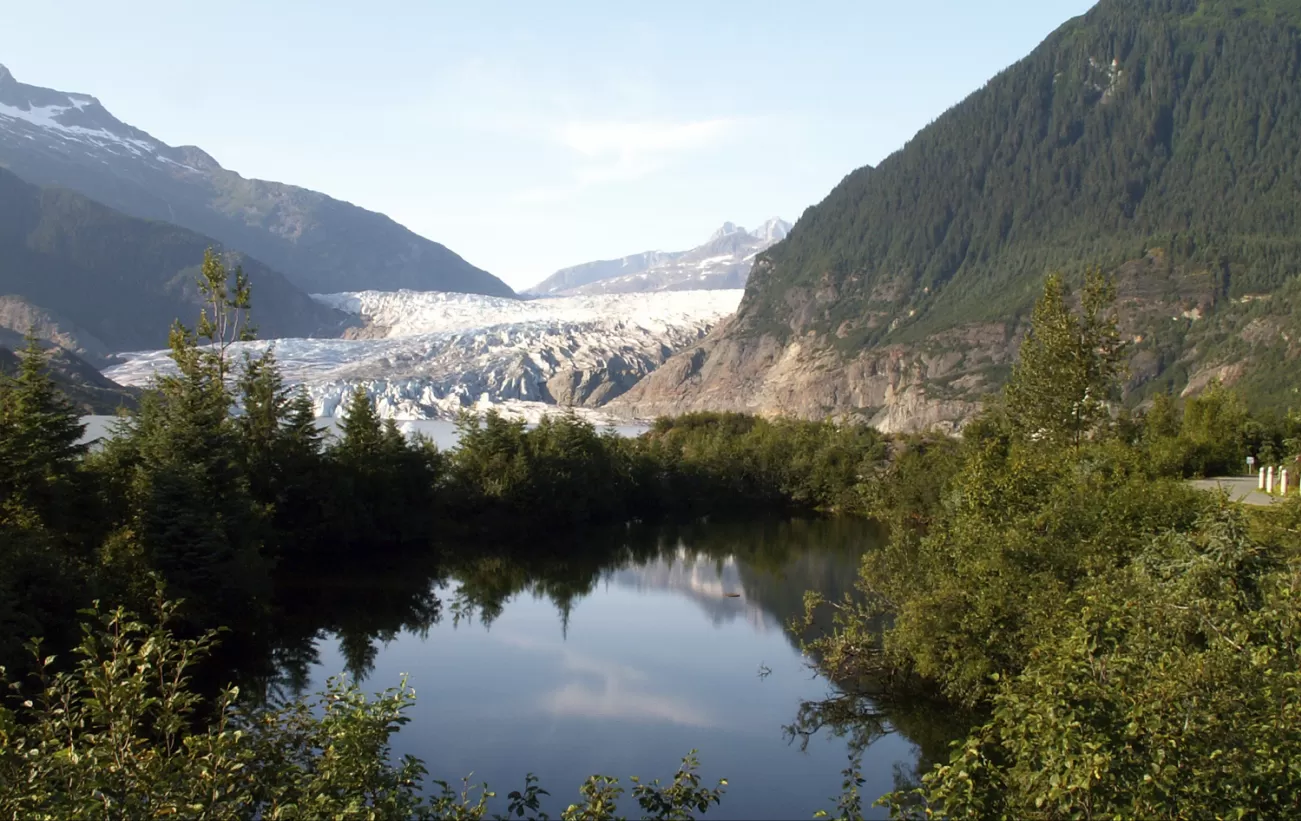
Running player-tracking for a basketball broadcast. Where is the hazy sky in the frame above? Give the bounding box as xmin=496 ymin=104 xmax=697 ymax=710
xmin=3 ymin=0 xmax=1095 ymax=290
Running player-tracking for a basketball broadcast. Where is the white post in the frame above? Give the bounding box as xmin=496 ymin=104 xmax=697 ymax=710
xmin=1260 ymin=467 xmax=1267 ymax=490
xmin=1283 ymin=469 xmax=1290 ymax=497
xmin=1266 ymin=465 xmax=1274 ymax=495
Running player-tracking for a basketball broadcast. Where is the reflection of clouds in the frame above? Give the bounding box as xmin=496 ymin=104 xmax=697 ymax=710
xmin=607 ymin=545 xmax=777 ymax=632
xmin=494 ymin=634 xmax=717 ymax=729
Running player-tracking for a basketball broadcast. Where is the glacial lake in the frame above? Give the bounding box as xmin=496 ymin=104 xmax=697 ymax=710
xmin=78 ymin=415 xmax=953 ymax=816
xmin=251 ymin=517 xmax=950 ymax=820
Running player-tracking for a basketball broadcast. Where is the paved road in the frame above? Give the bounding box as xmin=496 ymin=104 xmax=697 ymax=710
xmin=1189 ymin=476 xmax=1287 ymax=507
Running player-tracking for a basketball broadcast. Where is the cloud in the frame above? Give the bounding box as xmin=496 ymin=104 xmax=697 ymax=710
xmin=510 ymin=118 xmax=740 ymax=204
xmin=492 ymin=633 xmax=718 ymax=728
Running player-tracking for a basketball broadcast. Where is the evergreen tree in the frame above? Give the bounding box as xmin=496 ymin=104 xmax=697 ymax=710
xmin=237 ymin=350 xmax=290 ymax=456
xmin=336 ymin=387 xmax=384 ymax=463
xmin=102 ymin=254 xmax=267 ymax=624
xmin=235 ymin=348 xmax=293 ymax=513
xmin=195 ymin=247 xmax=254 ymax=381
xmin=283 ymin=388 xmax=324 ymax=456
xmin=0 ymin=333 xmax=90 ymax=534
xmin=0 ymin=335 xmax=94 ymax=676
xmin=1004 ymin=270 xmax=1123 ymax=449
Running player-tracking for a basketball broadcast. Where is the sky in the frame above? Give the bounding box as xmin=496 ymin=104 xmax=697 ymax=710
xmin=2 ymin=0 xmax=1096 ymax=291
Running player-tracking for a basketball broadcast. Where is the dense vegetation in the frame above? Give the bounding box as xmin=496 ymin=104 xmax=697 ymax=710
xmin=0 ymin=167 xmax=345 ymax=351
xmin=738 ymin=0 xmax=1301 ymax=404
xmin=797 ymin=272 xmax=1301 ymax=819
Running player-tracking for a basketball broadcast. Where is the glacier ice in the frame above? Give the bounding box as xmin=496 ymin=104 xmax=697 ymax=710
xmin=103 ymin=289 xmax=743 ymax=422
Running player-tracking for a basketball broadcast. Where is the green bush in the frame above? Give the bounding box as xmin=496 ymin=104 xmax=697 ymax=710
xmin=883 ymin=505 xmax=1301 ymax=819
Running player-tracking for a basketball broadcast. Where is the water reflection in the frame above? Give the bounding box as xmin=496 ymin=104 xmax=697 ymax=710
xmin=234 ymin=516 xmax=950 ymax=820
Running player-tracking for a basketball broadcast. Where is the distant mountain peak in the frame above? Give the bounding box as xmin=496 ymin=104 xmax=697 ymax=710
xmin=750 ymin=217 xmax=791 ymax=243
xmin=530 ymin=217 xmax=790 ymax=296
xmin=0 ymin=64 xmax=515 ymax=298
xmin=709 ymin=222 xmax=745 ymax=241
xmin=175 ymin=145 xmax=221 ymax=171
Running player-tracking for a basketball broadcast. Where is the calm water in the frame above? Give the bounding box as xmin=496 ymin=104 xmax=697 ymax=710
xmin=262 ymin=518 xmax=936 ymax=820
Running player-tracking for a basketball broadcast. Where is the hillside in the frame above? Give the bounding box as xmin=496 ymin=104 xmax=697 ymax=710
xmin=617 ymin=0 xmax=1301 ymax=429
xmin=0 ymin=167 xmax=351 ymax=352
xmin=0 ymin=338 xmax=137 ymax=414
xmin=529 ymin=219 xmax=790 ymax=296
xmin=0 ymin=64 xmax=514 ymax=298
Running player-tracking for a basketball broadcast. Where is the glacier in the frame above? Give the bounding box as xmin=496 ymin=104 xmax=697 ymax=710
xmin=103 ymin=289 xmax=743 ymax=423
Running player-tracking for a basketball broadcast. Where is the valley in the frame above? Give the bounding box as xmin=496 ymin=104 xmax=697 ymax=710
xmin=3 ymin=1 xmax=1301 ymax=818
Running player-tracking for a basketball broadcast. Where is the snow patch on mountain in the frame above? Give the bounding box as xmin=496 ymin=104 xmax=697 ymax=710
xmin=103 ymin=289 xmax=743 ymax=422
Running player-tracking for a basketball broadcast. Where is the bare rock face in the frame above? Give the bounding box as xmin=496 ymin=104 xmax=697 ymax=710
xmin=611 ymin=318 xmax=1007 ymax=433
xmin=0 ymin=296 xmax=111 ymax=367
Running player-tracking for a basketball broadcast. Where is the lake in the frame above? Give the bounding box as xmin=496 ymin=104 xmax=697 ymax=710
xmin=255 ymin=517 xmax=942 ymax=820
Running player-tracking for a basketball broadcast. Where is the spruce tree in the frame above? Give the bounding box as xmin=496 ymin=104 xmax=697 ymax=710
xmin=336 ymin=387 xmax=383 ymax=463
xmin=111 ymin=254 xmax=267 ymax=625
xmin=0 ymin=334 xmax=87 ymax=527
xmin=1004 ymin=270 xmax=1123 ymax=449
xmin=284 ymin=388 xmax=324 ymax=456
xmin=236 ymin=348 xmax=292 ymax=511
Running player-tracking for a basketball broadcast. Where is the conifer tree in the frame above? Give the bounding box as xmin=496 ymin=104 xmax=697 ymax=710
xmin=0 ymin=334 xmax=87 ymax=527
xmin=236 ymin=348 xmax=292 ymax=511
xmin=1004 ymin=270 xmax=1123 ymax=449
xmin=195 ymin=247 xmax=253 ymax=381
xmin=257 ymin=386 xmax=329 ymax=556
xmin=110 ymin=254 xmax=266 ymax=624
xmin=284 ymin=388 xmax=324 ymax=456
xmin=0 ymin=336 xmax=94 ymax=674
xmin=336 ymin=387 xmax=384 ymax=463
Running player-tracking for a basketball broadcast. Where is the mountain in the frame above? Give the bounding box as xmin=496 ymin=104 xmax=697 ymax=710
xmin=616 ymin=0 xmax=1301 ymax=429
xmin=0 ymin=338 xmax=138 ymax=414
xmin=104 ymin=289 xmax=743 ymax=421
xmin=0 ymin=64 xmax=514 ymax=298
xmin=528 ymin=219 xmax=790 ymax=297
xmin=0 ymin=295 xmax=112 ymax=366
xmin=0 ymin=166 xmax=351 ymax=352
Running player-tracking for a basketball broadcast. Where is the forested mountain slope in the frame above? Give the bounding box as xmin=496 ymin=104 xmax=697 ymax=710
xmin=617 ymin=0 xmax=1301 ymax=429
xmin=0 ymin=64 xmax=514 ymax=298
xmin=0 ymin=168 xmax=350 ymax=352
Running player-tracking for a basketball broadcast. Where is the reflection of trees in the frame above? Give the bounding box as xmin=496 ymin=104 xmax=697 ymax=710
xmin=783 ymin=685 xmax=977 ymax=780
xmin=226 ymin=515 xmax=962 ymax=772
xmin=440 ymin=516 xmax=883 ymax=648
xmin=238 ymin=551 xmax=447 ymax=699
